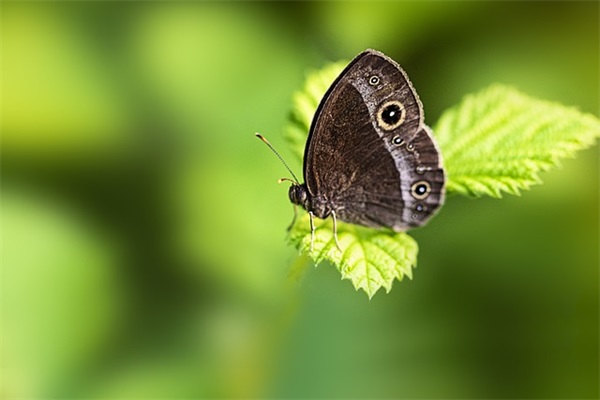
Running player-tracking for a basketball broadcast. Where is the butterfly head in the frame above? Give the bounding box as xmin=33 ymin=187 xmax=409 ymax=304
xmin=288 ymin=183 xmax=310 ymax=209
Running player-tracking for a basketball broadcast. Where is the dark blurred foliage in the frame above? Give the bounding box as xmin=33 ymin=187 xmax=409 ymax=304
xmin=2 ymin=2 xmax=598 ymax=398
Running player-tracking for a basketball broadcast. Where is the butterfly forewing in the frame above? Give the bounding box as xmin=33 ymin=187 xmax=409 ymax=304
xmin=303 ymin=49 xmax=445 ymax=231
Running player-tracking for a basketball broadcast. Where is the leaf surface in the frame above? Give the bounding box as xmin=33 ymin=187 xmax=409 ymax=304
xmin=284 ymin=62 xmax=600 ymax=297
xmin=288 ymin=214 xmax=418 ymax=298
xmin=435 ymin=84 xmax=600 ymax=197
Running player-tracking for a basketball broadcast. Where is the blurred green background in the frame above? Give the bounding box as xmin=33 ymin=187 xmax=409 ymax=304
xmin=2 ymin=2 xmax=598 ymax=398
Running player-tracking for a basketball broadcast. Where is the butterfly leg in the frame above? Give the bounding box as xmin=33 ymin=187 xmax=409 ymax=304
xmin=309 ymin=211 xmax=315 ymax=251
xmin=331 ymin=210 xmax=342 ymax=252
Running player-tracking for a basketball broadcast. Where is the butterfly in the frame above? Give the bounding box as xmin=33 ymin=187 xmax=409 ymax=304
xmin=259 ymin=49 xmax=445 ymax=251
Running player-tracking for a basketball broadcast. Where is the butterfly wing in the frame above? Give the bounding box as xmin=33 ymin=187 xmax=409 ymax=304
xmin=304 ymin=49 xmax=444 ymax=231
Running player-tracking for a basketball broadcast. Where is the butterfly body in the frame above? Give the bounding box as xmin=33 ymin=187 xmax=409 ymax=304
xmin=291 ymin=49 xmax=445 ymax=234
xmin=288 ymin=183 xmax=329 ymax=219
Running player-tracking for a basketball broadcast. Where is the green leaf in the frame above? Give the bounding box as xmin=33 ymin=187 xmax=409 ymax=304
xmin=284 ymin=60 xmax=420 ymax=297
xmin=288 ymin=214 xmax=418 ymax=298
xmin=282 ymin=62 xmax=599 ymax=297
xmin=435 ymin=84 xmax=600 ymax=197
xmin=284 ymin=60 xmax=347 ymax=162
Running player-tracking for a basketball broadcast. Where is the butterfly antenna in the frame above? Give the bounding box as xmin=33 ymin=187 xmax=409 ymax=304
xmin=255 ymin=133 xmax=300 ymax=184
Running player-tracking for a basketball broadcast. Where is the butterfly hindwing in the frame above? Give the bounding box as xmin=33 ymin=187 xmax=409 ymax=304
xmin=303 ymin=49 xmax=445 ymax=231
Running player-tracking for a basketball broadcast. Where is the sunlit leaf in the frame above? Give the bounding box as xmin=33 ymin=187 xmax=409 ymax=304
xmin=435 ymin=84 xmax=600 ymax=197
xmin=284 ymin=60 xmax=421 ymax=297
xmin=283 ymin=62 xmax=599 ymax=297
xmin=288 ymin=214 xmax=418 ymax=298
